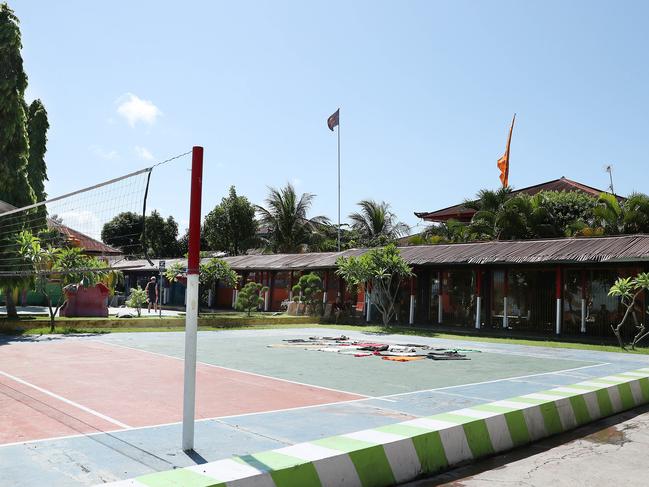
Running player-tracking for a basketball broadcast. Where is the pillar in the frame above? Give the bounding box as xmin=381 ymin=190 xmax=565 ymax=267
xmin=503 ymin=269 xmax=509 ymax=329
xmin=409 ymin=275 xmax=416 ymax=325
xmin=263 ymin=271 xmax=270 ymax=311
xmin=322 ymin=270 xmax=329 ymax=305
xmin=437 ymin=271 xmax=443 ymax=324
xmin=289 ymin=271 xmax=294 ymax=301
xmin=580 ymin=270 xmax=587 ymax=333
xmin=366 ymin=282 xmax=372 ymax=322
xmin=475 ymin=269 xmax=482 ymax=329
xmin=556 ymin=265 xmax=562 ymax=335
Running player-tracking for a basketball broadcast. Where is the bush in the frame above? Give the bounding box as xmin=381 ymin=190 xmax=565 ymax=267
xmin=126 ymin=286 xmax=148 ymax=317
xmin=235 ymin=282 xmax=268 ymax=316
xmin=291 ymin=273 xmax=322 ymax=314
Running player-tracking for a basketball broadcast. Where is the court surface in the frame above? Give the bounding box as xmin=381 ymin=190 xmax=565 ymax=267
xmin=1 ymin=327 xmax=648 ymax=486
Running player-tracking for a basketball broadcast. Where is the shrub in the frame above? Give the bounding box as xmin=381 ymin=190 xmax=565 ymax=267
xmin=291 ymin=273 xmax=322 ymax=314
xmin=235 ymin=282 xmax=268 ymax=316
xmin=126 ymin=286 xmax=148 ymax=317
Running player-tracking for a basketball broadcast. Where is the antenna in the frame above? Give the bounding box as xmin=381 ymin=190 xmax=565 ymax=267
xmin=604 ymin=164 xmax=615 ymax=194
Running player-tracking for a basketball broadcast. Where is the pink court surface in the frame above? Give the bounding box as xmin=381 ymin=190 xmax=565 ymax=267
xmin=0 ymin=339 xmax=361 ymax=445
xmin=1 ymin=327 xmax=648 ymax=486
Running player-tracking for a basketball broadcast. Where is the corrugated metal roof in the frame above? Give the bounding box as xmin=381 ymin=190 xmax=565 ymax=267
xmin=220 ymin=235 xmax=649 ymax=270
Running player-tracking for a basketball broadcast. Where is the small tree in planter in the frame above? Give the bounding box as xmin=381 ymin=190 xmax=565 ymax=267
xmin=17 ymin=231 xmax=112 ymax=331
xmin=336 ymin=244 xmax=413 ymax=326
xmin=292 ymin=273 xmax=322 ymax=315
xmin=235 ymin=281 xmax=268 ymax=316
xmin=126 ymin=286 xmax=148 ymax=317
xmin=608 ymin=272 xmax=649 ymax=350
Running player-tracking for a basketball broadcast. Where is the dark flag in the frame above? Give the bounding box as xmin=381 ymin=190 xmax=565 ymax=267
xmin=327 ymin=109 xmax=339 ymax=131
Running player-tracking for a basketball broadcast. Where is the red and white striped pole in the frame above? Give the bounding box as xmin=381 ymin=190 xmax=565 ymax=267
xmin=182 ymin=146 xmax=203 ymax=451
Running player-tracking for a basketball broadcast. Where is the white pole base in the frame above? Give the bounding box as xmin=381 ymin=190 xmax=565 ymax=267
xmin=322 ymin=291 xmax=328 ymax=306
xmin=581 ymin=298 xmax=586 ymax=333
xmin=503 ymin=297 xmax=508 ymax=329
xmin=409 ymin=294 xmax=415 ymax=325
xmin=437 ymin=296 xmax=443 ymax=324
xmin=182 ymin=273 xmax=199 ymax=451
xmin=264 ymin=291 xmax=270 ymax=312
xmin=366 ymin=292 xmax=371 ymax=322
xmin=475 ymin=296 xmax=481 ymax=329
xmin=556 ymin=298 xmax=562 ymax=335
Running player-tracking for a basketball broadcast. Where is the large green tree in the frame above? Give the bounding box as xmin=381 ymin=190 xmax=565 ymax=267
xmin=256 ymin=183 xmax=329 ymax=253
xmin=0 ymin=3 xmax=36 ymax=317
xmin=26 ymin=99 xmax=49 ymax=226
xmin=203 ymin=186 xmax=258 ymax=255
xmin=101 ymin=211 xmax=143 ymax=255
xmin=101 ymin=211 xmax=181 ymax=257
xmin=349 ymin=199 xmax=408 ymax=247
xmin=144 ymin=210 xmax=180 ymax=258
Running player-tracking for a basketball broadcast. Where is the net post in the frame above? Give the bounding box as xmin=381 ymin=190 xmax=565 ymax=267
xmin=182 ymin=146 xmax=203 ymax=451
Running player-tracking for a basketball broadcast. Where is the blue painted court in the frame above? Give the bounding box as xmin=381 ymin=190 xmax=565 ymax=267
xmin=1 ymin=327 xmax=648 ymax=486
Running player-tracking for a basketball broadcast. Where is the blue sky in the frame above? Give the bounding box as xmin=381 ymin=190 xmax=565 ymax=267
xmin=13 ymin=0 xmax=649 ymax=234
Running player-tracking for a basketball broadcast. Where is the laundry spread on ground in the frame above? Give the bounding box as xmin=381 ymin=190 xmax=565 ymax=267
xmin=267 ymin=336 xmax=480 ymax=362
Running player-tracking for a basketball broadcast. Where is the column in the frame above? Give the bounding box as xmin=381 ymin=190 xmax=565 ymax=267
xmin=437 ymin=271 xmax=443 ymax=324
xmin=289 ymin=271 xmax=294 ymax=301
xmin=556 ymin=265 xmax=562 ymax=335
xmin=322 ymin=270 xmax=329 ymax=306
xmin=503 ymin=269 xmax=509 ymax=329
xmin=366 ymin=282 xmax=372 ymax=322
xmin=263 ymin=271 xmax=270 ymax=311
xmin=580 ymin=270 xmax=587 ymax=333
xmin=475 ymin=269 xmax=482 ymax=329
xmin=409 ymin=275 xmax=416 ymax=325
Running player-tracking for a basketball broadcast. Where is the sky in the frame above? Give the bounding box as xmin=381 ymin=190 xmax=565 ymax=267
xmin=12 ymin=0 xmax=649 ymax=235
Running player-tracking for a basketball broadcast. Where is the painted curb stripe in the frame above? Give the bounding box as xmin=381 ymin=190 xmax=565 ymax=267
xmin=100 ymin=367 xmax=649 ymax=487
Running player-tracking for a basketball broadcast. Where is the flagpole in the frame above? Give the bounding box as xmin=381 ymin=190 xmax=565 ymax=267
xmin=337 ymin=111 xmax=341 ymax=252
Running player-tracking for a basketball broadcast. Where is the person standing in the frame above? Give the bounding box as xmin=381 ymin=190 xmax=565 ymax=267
xmin=145 ymin=276 xmax=159 ymax=313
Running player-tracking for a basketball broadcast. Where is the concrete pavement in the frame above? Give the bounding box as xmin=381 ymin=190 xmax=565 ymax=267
xmin=405 ymin=405 xmax=649 ymax=487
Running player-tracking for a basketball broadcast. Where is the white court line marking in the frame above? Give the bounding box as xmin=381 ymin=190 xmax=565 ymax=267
xmin=0 ymin=370 xmax=130 ymax=429
xmin=0 ymin=361 xmax=614 ymax=450
xmin=0 ymin=341 xmax=614 ymax=450
xmin=377 ymin=362 xmax=612 ymax=399
xmin=92 ymin=339 xmax=369 ymax=399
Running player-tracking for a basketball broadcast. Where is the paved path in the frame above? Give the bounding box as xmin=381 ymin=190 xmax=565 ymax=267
xmin=405 ymin=406 xmax=649 ymax=487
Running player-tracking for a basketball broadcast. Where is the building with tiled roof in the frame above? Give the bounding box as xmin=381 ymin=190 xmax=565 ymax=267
xmin=414 ymin=177 xmax=624 ymax=223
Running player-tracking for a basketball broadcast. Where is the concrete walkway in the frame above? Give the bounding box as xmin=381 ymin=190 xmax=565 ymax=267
xmin=405 ymin=405 xmax=649 ymax=487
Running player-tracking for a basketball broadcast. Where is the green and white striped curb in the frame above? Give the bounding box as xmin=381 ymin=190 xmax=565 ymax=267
xmin=102 ymin=367 xmax=649 ymax=487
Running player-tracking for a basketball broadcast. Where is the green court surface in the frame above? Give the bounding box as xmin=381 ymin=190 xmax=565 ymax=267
xmin=98 ymin=329 xmax=599 ymax=396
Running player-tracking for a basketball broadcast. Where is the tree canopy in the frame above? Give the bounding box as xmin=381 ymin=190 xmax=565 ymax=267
xmin=349 ymin=199 xmax=408 ymax=247
xmin=101 ymin=211 xmax=181 ymax=257
xmin=203 ymin=186 xmax=258 ymax=255
xmin=421 ymin=188 xmax=649 ymax=244
xmin=256 ymin=183 xmax=329 ymax=253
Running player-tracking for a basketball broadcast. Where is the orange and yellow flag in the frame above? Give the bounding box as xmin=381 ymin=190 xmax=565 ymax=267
xmin=497 ymin=114 xmax=516 ymax=187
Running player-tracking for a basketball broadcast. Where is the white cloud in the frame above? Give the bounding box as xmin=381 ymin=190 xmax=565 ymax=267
xmin=91 ymin=145 xmax=119 ymax=160
xmin=135 ymin=145 xmax=155 ymax=161
xmin=116 ymin=93 xmax=162 ymax=127
xmin=292 ymin=177 xmax=302 ymax=187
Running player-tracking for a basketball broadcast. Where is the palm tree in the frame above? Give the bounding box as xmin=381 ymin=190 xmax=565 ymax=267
xmin=256 ymin=183 xmax=329 ymax=253
xmin=592 ymin=193 xmax=623 ymax=235
xmin=622 ymin=193 xmax=649 ymax=234
xmin=465 ymin=187 xmax=514 ymax=240
xmin=349 ymin=200 xmax=409 ymax=246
